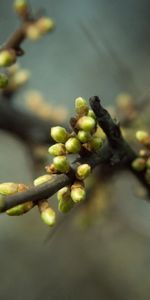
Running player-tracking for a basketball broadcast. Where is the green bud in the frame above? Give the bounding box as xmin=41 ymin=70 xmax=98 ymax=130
xmin=53 ymin=156 xmax=70 ymax=173
xmin=51 ymin=126 xmax=68 ymax=143
xmin=71 ymin=187 xmax=86 ymax=203
xmin=0 ymin=73 xmax=8 ymax=89
xmin=88 ymin=109 xmax=96 ymax=119
xmin=57 ymin=186 xmax=71 ymax=202
xmin=77 ymin=116 xmax=96 ymax=132
xmin=90 ymin=136 xmax=103 ymax=151
xmin=76 ymin=164 xmax=91 ymax=180
xmin=131 ymin=158 xmax=146 ymax=172
xmin=6 ymin=201 xmax=33 ymax=216
xmin=36 ymin=17 xmax=55 ymax=34
xmin=57 ymin=187 xmax=74 ymax=213
xmin=33 ymin=174 xmax=53 ymax=186
xmin=48 ymin=143 xmax=66 ymax=156
xmin=77 ymin=130 xmax=91 ymax=143
xmin=14 ymin=0 xmax=28 ymax=14
xmin=0 ymin=50 xmax=16 ymax=67
xmin=145 ymin=169 xmax=150 ymax=185
xmin=39 ymin=200 xmax=56 ymax=226
xmin=65 ymin=137 xmax=81 ymax=153
xmin=146 ymin=158 xmax=150 ymax=169
xmin=75 ymin=97 xmax=88 ymax=116
xmin=0 ymin=182 xmax=18 ymax=195
xmin=136 ymin=130 xmax=150 ymax=145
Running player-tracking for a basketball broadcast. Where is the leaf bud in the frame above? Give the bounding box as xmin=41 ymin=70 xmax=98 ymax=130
xmin=75 ymin=97 xmax=88 ymax=116
xmin=76 ymin=164 xmax=91 ymax=180
xmin=26 ymin=25 xmax=41 ymax=41
xmin=87 ymin=109 xmax=96 ymax=119
xmin=53 ymin=156 xmax=70 ymax=173
xmin=131 ymin=158 xmax=146 ymax=172
xmin=65 ymin=137 xmax=81 ymax=154
xmin=33 ymin=174 xmax=54 ymax=186
xmin=48 ymin=143 xmax=66 ymax=156
xmin=136 ymin=130 xmax=150 ymax=146
xmin=71 ymin=182 xmax=86 ymax=203
xmin=57 ymin=187 xmax=74 ymax=213
xmin=36 ymin=17 xmax=55 ymax=34
xmin=51 ymin=126 xmax=68 ymax=143
xmin=38 ymin=200 xmax=56 ymax=226
xmin=6 ymin=201 xmax=33 ymax=216
xmin=77 ymin=130 xmax=91 ymax=143
xmin=0 ymin=183 xmax=18 ymax=195
xmin=90 ymin=136 xmax=103 ymax=151
xmin=76 ymin=116 xmax=96 ymax=132
xmin=14 ymin=0 xmax=28 ymax=15
xmin=0 ymin=50 xmax=16 ymax=67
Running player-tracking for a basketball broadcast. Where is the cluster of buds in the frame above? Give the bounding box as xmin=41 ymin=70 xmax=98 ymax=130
xmin=131 ymin=130 xmax=150 ymax=185
xmin=46 ymin=97 xmax=102 ymax=213
xmin=25 ymin=17 xmax=55 ymax=41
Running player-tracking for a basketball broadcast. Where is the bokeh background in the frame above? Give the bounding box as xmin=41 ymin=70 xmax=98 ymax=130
xmin=0 ymin=0 xmax=150 ymax=299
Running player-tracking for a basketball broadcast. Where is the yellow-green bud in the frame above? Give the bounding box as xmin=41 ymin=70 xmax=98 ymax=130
xmin=48 ymin=143 xmax=66 ymax=156
xmin=6 ymin=201 xmax=33 ymax=216
xmin=77 ymin=116 xmax=96 ymax=132
xmin=14 ymin=0 xmax=28 ymax=14
xmin=0 ymin=50 xmax=16 ymax=67
xmin=36 ymin=17 xmax=55 ymax=34
xmin=53 ymin=156 xmax=70 ymax=173
xmin=136 ymin=130 xmax=150 ymax=145
xmin=57 ymin=186 xmax=71 ymax=202
xmin=0 ymin=73 xmax=8 ymax=89
xmin=65 ymin=137 xmax=81 ymax=153
xmin=145 ymin=169 xmax=150 ymax=185
xmin=26 ymin=25 xmax=41 ymax=41
xmin=71 ymin=187 xmax=86 ymax=203
xmin=33 ymin=174 xmax=53 ymax=186
xmin=146 ymin=158 xmax=150 ymax=169
xmin=131 ymin=158 xmax=146 ymax=172
xmin=77 ymin=130 xmax=91 ymax=143
xmin=75 ymin=97 xmax=88 ymax=116
xmin=88 ymin=109 xmax=96 ymax=119
xmin=51 ymin=126 xmax=68 ymax=143
xmin=0 ymin=183 xmax=18 ymax=195
xmin=90 ymin=136 xmax=103 ymax=151
xmin=57 ymin=187 xmax=74 ymax=213
xmin=76 ymin=164 xmax=91 ymax=180
xmin=39 ymin=200 xmax=56 ymax=226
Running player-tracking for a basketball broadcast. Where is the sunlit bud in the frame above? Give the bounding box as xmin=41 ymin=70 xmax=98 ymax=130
xmin=36 ymin=17 xmax=55 ymax=34
xmin=48 ymin=143 xmax=66 ymax=156
xmin=0 ymin=183 xmax=18 ymax=195
xmin=26 ymin=25 xmax=41 ymax=41
xmin=51 ymin=126 xmax=68 ymax=143
xmin=65 ymin=137 xmax=81 ymax=153
xmin=53 ymin=156 xmax=70 ymax=173
xmin=87 ymin=109 xmax=96 ymax=119
xmin=34 ymin=174 xmax=53 ymax=186
xmin=146 ymin=158 xmax=150 ymax=169
xmin=145 ymin=169 xmax=150 ymax=185
xmin=77 ymin=130 xmax=91 ymax=143
xmin=71 ymin=181 xmax=86 ymax=203
xmin=76 ymin=164 xmax=91 ymax=180
xmin=136 ymin=130 xmax=150 ymax=145
xmin=139 ymin=149 xmax=150 ymax=158
xmin=131 ymin=158 xmax=146 ymax=172
xmin=75 ymin=97 xmax=88 ymax=116
xmin=0 ymin=50 xmax=16 ymax=67
xmin=14 ymin=0 xmax=28 ymax=15
xmin=76 ymin=116 xmax=96 ymax=132
xmin=0 ymin=73 xmax=8 ymax=89
xmin=38 ymin=200 xmax=56 ymax=226
xmin=6 ymin=201 xmax=33 ymax=216
xmin=90 ymin=136 xmax=103 ymax=151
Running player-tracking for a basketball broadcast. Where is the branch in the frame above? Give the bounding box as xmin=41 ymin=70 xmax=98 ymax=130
xmin=1 ymin=97 xmax=149 ymax=213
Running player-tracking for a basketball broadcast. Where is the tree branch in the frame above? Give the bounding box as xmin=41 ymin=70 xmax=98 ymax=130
xmin=1 ymin=97 xmax=149 ymax=213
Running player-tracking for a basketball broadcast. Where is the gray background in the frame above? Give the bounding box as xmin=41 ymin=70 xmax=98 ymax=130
xmin=0 ymin=0 xmax=150 ymax=299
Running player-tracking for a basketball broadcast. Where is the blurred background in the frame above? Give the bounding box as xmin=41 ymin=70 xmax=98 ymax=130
xmin=0 ymin=0 xmax=150 ymax=299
